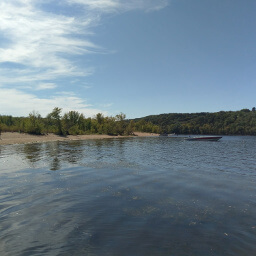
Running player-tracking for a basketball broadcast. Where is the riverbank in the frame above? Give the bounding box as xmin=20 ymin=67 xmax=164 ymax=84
xmin=0 ymin=132 xmax=159 ymax=145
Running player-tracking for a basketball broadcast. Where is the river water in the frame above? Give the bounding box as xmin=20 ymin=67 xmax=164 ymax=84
xmin=0 ymin=136 xmax=256 ymax=255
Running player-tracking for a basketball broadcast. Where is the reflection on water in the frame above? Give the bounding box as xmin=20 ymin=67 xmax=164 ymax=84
xmin=3 ymin=136 xmax=255 ymax=174
xmin=0 ymin=136 xmax=256 ymax=255
xmin=23 ymin=143 xmax=44 ymax=163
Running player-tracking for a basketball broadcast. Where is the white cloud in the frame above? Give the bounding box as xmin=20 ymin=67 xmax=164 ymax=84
xmin=68 ymin=0 xmax=119 ymax=12
xmin=68 ymin=0 xmax=168 ymax=13
xmin=0 ymin=0 xmax=168 ymax=82
xmin=0 ymin=88 xmax=107 ymax=117
xmin=13 ymin=83 xmax=57 ymax=90
xmin=0 ymin=0 xmax=169 ymax=116
xmin=35 ymin=83 xmax=57 ymax=90
xmin=0 ymin=0 xmax=99 ymax=83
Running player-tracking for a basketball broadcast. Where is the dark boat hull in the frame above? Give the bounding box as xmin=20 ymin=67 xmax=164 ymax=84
xmin=186 ymin=136 xmax=222 ymax=141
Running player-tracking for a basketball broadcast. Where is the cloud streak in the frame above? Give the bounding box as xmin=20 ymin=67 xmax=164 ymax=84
xmin=68 ymin=0 xmax=168 ymax=13
xmin=0 ymin=87 xmax=107 ymax=117
xmin=0 ymin=0 xmax=169 ymax=116
xmin=0 ymin=0 xmax=98 ymax=83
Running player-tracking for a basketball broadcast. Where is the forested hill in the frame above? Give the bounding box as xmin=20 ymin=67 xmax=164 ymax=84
xmin=1 ymin=108 xmax=256 ymax=136
xmin=133 ymin=108 xmax=256 ymax=135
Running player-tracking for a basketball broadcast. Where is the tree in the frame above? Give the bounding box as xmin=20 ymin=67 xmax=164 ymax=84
xmin=125 ymin=120 xmax=135 ymax=135
xmin=95 ymin=113 xmax=105 ymax=134
xmin=78 ymin=114 xmax=86 ymax=132
xmin=47 ymin=107 xmax=63 ymax=135
xmin=84 ymin=118 xmax=92 ymax=133
xmin=96 ymin=113 xmax=104 ymax=125
xmin=27 ymin=111 xmax=43 ymax=135
xmin=103 ymin=116 xmax=117 ymax=135
xmin=115 ymin=113 xmax=126 ymax=135
xmin=62 ymin=111 xmax=81 ymax=134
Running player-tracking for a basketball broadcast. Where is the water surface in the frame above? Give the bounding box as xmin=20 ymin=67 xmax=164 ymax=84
xmin=1 ymin=136 xmax=256 ymax=255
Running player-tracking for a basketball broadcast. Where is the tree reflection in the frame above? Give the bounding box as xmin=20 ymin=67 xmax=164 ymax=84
xmin=44 ymin=141 xmax=85 ymax=170
xmin=95 ymin=139 xmax=104 ymax=160
xmin=63 ymin=141 xmax=84 ymax=164
xmin=11 ymin=139 xmax=128 ymax=171
xmin=22 ymin=143 xmax=43 ymax=163
xmin=45 ymin=142 xmax=61 ymax=171
xmin=50 ymin=156 xmax=60 ymax=171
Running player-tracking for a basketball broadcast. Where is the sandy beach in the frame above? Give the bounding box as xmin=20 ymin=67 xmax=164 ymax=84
xmin=0 ymin=132 xmax=159 ymax=145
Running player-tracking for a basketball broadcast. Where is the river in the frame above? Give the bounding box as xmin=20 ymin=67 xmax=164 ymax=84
xmin=0 ymin=136 xmax=256 ymax=255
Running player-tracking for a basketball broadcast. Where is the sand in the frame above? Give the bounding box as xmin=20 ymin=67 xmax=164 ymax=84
xmin=0 ymin=132 xmax=159 ymax=145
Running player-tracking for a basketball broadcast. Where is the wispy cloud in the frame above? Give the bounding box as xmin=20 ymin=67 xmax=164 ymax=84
xmin=68 ymin=0 xmax=168 ymax=13
xmin=0 ymin=88 xmax=107 ymax=117
xmin=0 ymin=0 xmax=99 ymax=83
xmin=0 ymin=0 xmax=169 ymax=116
xmin=35 ymin=83 xmax=57 ymax=90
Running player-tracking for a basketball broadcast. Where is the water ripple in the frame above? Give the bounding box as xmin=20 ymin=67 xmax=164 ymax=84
xmin=1 ymin=136 xmax=256 ymax=255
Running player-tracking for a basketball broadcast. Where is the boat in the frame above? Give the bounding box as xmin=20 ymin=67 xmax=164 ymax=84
xmin=185 ymin=136 xmax=222 ymax=141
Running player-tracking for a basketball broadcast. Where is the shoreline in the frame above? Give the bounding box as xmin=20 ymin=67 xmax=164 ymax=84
xmin=0 ymin=132 xmax=159 ymax=146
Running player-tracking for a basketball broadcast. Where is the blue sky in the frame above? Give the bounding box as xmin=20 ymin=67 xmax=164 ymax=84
xmin=0 ymin=0 xmax=255 ymax=118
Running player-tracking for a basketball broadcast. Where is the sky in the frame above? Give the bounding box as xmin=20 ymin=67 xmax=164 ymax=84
xmin=0 ymin=0 xmax=256 ymax=118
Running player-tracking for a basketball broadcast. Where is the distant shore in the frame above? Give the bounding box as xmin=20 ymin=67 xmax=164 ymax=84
xmin=0 ymin=132 xmax=159 ymax=145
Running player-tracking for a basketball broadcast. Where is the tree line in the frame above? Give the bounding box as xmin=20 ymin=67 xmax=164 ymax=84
xmin=1 ymin=108 xmax=256 ymax=136
xmin=0 ymin=108 xmax=137 ymax=136
xmin=134 ymin=108 xmax=256 ymax=135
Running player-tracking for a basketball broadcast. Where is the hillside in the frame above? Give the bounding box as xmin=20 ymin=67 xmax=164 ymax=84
xmin=133 ymin=108 xmax=256 ymax=135
xmin=1 ymin=108 xmax=256 ymax=136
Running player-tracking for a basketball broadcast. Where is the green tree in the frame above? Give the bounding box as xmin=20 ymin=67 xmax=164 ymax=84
xmin=115 ymin=113 xmax=126 ymax=135
xmin=125 ymin=120 xmax=135 ymax=135
xmin=26 ymin=111 xmax=43 ymax=135
xmin=62 ymin=111 xmax=81 ymax=135
xmin=84 ymin=118 xmax=92 ymax=133
xmin=47 ymin=107 xmax=64 ymax=135
xmin=96 ymin=113 xmax=104 ymax=125
xmin=78 ymin=114 xmax=86 ymax=132
xmin=103 ymin=116 xmax=117 ymax=135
